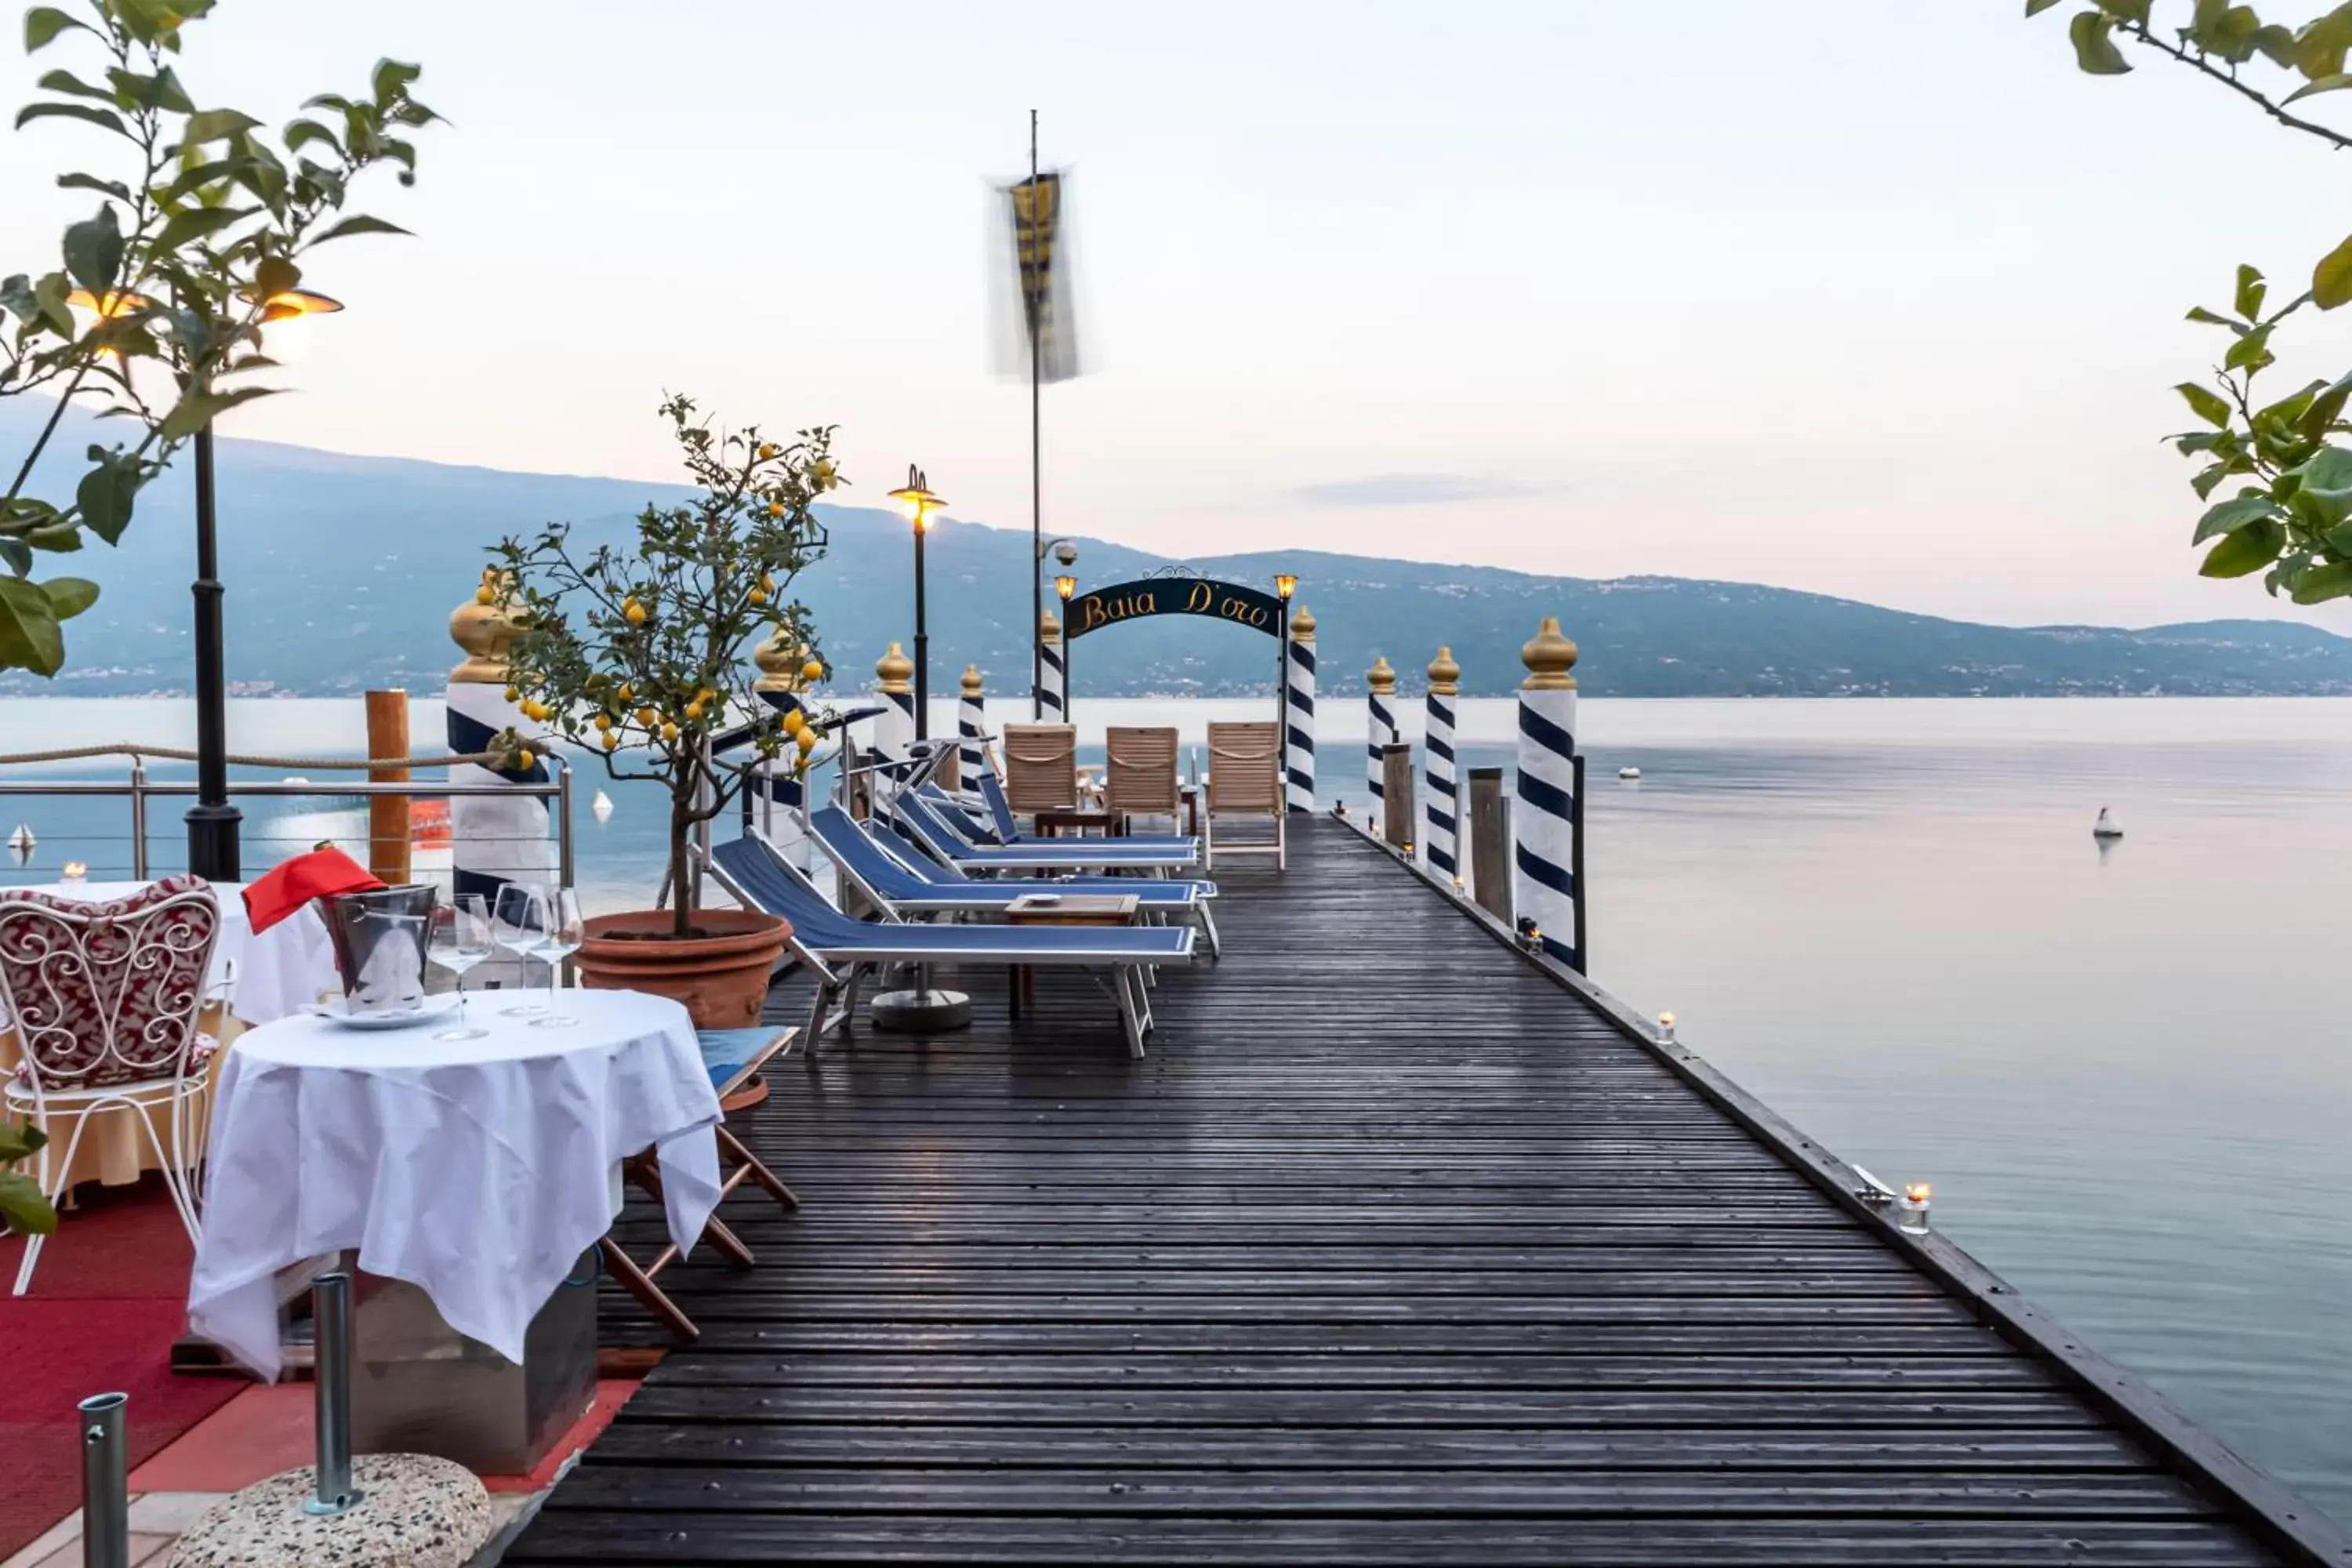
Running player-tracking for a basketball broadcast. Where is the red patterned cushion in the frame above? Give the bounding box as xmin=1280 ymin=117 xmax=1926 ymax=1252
xmin=0 ymin=874 xmax=220 ymax=1091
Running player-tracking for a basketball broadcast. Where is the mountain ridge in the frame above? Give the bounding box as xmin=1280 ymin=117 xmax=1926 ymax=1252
xmin=3 ymin=401 xmax=2348 ymax=699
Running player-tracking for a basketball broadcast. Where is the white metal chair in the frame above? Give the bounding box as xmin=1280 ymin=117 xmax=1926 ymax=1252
xmin=0 ymin=874 xmax=224 ymax=1295
xmin=1205 ymin=720 xmax=1287 ymax=870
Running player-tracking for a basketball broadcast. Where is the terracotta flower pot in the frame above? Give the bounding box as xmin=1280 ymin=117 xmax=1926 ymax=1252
xmin=575 ymin=908 xmax=790 ymax=1031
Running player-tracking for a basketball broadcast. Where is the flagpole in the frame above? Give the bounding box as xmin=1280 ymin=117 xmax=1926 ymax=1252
xmin=1029 ymin=107 xmax=1044 ymax=719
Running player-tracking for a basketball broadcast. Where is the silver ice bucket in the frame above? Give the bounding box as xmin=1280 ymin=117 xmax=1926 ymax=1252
xmin=323 ymin=884 xmax=438 ymax=1014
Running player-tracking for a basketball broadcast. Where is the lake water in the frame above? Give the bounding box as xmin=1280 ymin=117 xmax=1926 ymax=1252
xmin=2 ymin=694 xmax=2347 ymax=1517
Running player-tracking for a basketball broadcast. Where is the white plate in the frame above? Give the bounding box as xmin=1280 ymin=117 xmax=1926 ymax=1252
xmin=305 ymin=996 xmax=456 ymax=1030
xmin=1025 ymin=894 xmax=1062 ymax=906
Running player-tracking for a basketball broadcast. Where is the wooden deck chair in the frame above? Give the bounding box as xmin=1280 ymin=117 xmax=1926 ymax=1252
xmin=1205 ymin=720 xmax=1287 ymax=870
xmin=1105 ymin=725 xmax=1181 ymax=833
xmin=1003 ymin=723 xmax=1080 ymax=821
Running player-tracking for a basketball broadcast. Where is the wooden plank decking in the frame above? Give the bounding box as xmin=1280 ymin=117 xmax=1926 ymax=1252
xmin=506 ymin=818 xmax=2317 ymax=1565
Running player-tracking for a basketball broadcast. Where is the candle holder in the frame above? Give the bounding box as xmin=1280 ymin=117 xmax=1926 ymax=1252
xmin=60 ymin=861 xmax=87 ymax=884
xmin=1898 ymin=1182 xmax=1932 ymax=1235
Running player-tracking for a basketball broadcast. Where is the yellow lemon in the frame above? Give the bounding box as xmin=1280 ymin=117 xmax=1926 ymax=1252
xmin=601 ymin=731 xmax=619 ymax=752
xmin=514 ymin=747 xmax=535 ymax=769
xmin=593 ymin=713 xmax=612 ymax=731
xmin=757 ymin=442 xmax=778 ymax=460
xmin=800 ymin=659 xmax=824 ymax=683
xmin=474 ymin=585 xmax=495 ymax=605
xmin=615 ymin=682 xmax=632 ymax=702
xmin=782 ymin=707 xmax=805 ymax=735
xmin=684 ymin=701 xmax=705 ymax=723
xmin=661 ymin=721 xmax=680 ymax=742
xmin=748 ymin=588 xmax=768 ymax=608
xmin=636 ymin=706 xmax=657 ymax=728
xmin=796 ymin=726 xmax=817 ymax=753
xmin=765 ymin=501 xmax=784 ymax=517
xmin=502 ymin=685 xmax=519 ymax=703
xmin=812 ymin=458 xmax=837 ymax=488
xmin=624 ymin=599 xmax=648 ymax=625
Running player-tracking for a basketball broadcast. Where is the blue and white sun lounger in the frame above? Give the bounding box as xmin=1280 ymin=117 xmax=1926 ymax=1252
xmin=705 ymin=837 xmax=1191 ymax=1058
xmin=895 ymin=794 xmax=1200 ymax=873
xmin=955 ymin=775 xmax=1197 ymax=850
xmin=802 ymin=808 xmax=1221 ymax=958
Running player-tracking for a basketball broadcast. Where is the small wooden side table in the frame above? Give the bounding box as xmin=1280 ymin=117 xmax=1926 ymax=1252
xmin=1033 ymin=808 xmax=1122 ymax=838
xmin=1004 ymin=893 xmax=1141 ymax=1018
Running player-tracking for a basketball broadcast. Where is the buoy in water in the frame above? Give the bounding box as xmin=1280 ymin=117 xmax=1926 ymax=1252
xmin=2092 ymin=807 xmax=2124 ymax=840
xmin=1617 ymin=766 xmax=1642 ymax=781
xmin=592 ymin=790 xmax=614 ymax=822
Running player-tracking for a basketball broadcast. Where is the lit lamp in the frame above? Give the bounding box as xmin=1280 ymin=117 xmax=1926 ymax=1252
xmin=60 ymin=860 xmax=87 ymax=884
xmin=886 ymin=466 xmax=946 ymax=740
xmin=1275 ymin=573 xmax=1298 ymax=602
xmin=1657 ymin=1011 xmax=1677 ymax=1045
xmin=1899 ymin=1183 xmax=1932 ymax=1235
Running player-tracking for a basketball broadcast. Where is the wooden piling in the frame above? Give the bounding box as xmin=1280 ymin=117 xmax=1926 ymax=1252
xmin=1381 ymin=742 xmax=1415 ymax=851
xmin=1468 ymin=765 xmax=1510 ymax=923
xmin=364 ymin=689 xmax=411 ymax=885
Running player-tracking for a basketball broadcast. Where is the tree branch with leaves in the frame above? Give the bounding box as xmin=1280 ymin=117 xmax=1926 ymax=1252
xmin=2030 ymin=0 xmax=2352 ymax=602
xmin=0 ymin=0 xmax=438 ymax=674
xmin=494 ymin=394 xmax=840 ymax=938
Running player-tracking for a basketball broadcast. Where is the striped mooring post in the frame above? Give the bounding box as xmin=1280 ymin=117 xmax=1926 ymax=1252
xmin=1513 ymin=615 xmax=1580 ymax=967
xmin=958 ymin=663 xmax=988 ymax=793
xmin=1285 ymin=604 xmax=1316 ymax=812
xmin=873 ymin=641 xmax=916 ymax=781
xmin=749 ymin=630 xmax=812 ymax=868
xmin=1365 ymin=655 xmax=1397 ymax=833
xmin=1039 ymin=608 xmax=1068 ymax=724
xmin=1425 ymin=644 xmax=1461 ymax=880
xmin=446 ymin=573 xmax=555 ymax=968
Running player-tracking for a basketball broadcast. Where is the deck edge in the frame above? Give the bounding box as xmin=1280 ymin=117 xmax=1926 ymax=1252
xmin=1329 ymin=810 xmax=2350 ymax=1566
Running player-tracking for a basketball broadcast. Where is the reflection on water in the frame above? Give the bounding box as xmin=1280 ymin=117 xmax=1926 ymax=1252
xmin=2 ymin=695 xmax=2348 ymax=1514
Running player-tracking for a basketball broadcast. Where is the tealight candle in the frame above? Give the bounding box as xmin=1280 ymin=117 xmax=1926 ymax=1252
xmin=60 ymin=861 xmax=87 ymax=883
xmin=1899 ymin=1182 xmax=1932 ymax=1236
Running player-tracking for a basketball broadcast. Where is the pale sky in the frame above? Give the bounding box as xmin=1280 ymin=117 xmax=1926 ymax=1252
xmin=6 ymin=0 xmax=2350 ymax=630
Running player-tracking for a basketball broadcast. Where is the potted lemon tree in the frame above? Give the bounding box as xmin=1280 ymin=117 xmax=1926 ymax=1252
xmin=492 ymin=394 xmax=837 ymax=1027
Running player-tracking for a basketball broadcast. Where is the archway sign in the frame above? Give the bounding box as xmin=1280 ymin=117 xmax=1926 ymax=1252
xmin=1063 ymin=572 xmax=1286 ymax=640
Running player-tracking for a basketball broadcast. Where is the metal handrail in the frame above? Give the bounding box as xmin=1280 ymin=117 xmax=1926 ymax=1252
xmin=0 ymin=758 xmax=573 ymax=887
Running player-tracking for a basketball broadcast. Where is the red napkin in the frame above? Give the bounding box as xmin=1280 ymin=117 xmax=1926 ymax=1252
xmin=241 ymin=845 xmax=384 ymax=934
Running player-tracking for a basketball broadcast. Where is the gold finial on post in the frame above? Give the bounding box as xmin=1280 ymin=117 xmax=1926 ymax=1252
xmin=1367 ymin=655 xmax=1397 ymax=696
xmin=1039 ymin=606 xmax=1062 ymax=641
xmin=876 ymin=641 xmax=914 ymax=694
xmin=1520 ymin=616 xmax=1579 ymax=691
xmin=449 ymin=566 xmax=521 ymax=684
xmin=1427 ymin=644 xmax=1461 ymax=695
xmin=960 ymin=662 xmax=985 ymax=699
xmin=753 ymin=630 xmax=806 ymax=694
xmin=1290 ymin=604 xmax=1316 ymax=641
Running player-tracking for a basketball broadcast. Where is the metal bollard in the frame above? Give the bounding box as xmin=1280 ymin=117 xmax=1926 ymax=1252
xmin=79 ymin=1392 xmax=129 ymax=1568
xmin=1468 ymin=768 xmax=1512 ymax=924
xmin=304 ymin=1272 xmax=365 ymax=1516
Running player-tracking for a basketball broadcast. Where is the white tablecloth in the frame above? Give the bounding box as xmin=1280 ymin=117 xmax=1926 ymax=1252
xmin=187 ymin=989 xmax=724 ymax=1380
xmin=1 ymin=879 xmax=337 ymax=1026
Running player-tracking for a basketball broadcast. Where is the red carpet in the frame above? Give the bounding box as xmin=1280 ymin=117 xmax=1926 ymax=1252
xmin=0 ymin=1178 xmax=245 ymax=1559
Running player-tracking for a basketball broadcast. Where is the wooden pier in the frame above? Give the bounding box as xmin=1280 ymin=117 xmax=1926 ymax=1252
xmin=506 ymin=818 xmax=2338 ymax=1565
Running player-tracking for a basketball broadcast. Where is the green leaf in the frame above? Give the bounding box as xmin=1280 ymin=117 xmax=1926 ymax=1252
xmin=158 ymin=384 xmax=280 ymax=441
xmin=371 ymin=58 xmax=423 ymax=105
xmin=253 ymin=254 xmax=299 ymax=303
xmin=2289 ymin=559 xmax=2352 ymax=603
xmin=2253 ymin=24 xmax=2300 ymax=65
xmin=2184 ymin=305 xmax=2246 ymax=332
xmin=154 ymin=203 xmax=254 ymax=252
xmin=13 ymin=101 xmax=129 ymax=136
xmin=2314 ymin=233 xmax=2352 ymax=310
xmin=2234 ymin=264 xmax=2267 ymax=321
xmin=281 ymin=118 xmax=340 ymax=158
xmin=24 ymin=6 xmax=89 ymax=51
xmin=75 ymin=452 xmax=142 ymax=545
xmin=2200 ymin=518 xmax=2285 ymax=577
xmin=309 ymin=213 xmax=412 ymax=245
xmin=0 ymin=539 xmax=29 ymax=575
xmin=0 ymin=1171 xmax=56 ymax=1239
xmin=2223 ymin=321 xmax=2275 ymax=371
xmin=30 ymin=271 xmax=74 ymax=339
xmin=2092 ymin=0 xmax=2150 ymax=20
xmin=42 ymin=577 xmax=100 ymax=620
xmin=2288 ymin=445 xmax=2352 ymax=524
xmin=178 ymin=107 xmax=262 ymax=144
xmin=61 ymin=205 xmax=124 ymax=296
xmin=2070 ymin=11 xmax=2132 ymax=72
xmin=2191 ymin=492 xmax=2281 ymax=543
xmin=0 ymin=576 xmax=66 ymax=676
xmin=56 ymin=172 xmax=132 ymax=202
xmin=2027 ymin=0 xmax=2066 ymax=12
xmin=38 ymin=67 xmax=119 ymax=104
xmin=2176 ymin=383 xmax=2232 ymax=426
xmin=2285 ymin=71 xmax=2352 ymax=102
xmin=2304 ymin=373 xmax=2352 ymax=438
xmin=158 ymin=157 xmax=236 ymax=204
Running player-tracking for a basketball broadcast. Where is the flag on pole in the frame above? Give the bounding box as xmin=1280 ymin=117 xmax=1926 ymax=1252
xmin=995 ymin=169 xmax=1083 ymax=383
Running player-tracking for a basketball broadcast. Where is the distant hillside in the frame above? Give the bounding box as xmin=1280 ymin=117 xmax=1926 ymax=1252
xmin=5 ymin=401 xmax=2351 ymax=699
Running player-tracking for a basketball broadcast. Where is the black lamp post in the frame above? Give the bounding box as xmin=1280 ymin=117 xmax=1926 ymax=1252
xmin=1054 ymin=572 xmax=1076 ymax=714
xmin=183 ymin=285 xmax=343 ymax=880
xmin=1034 ymin=537 xmax=1076 ymax=718
xmin=887 ymin=466 xmax=946 ymax=742
xmin=1274 ymin=572 xmax=1297 ymax=807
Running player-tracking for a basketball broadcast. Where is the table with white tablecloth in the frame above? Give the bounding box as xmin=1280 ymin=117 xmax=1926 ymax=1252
xmin=0 ymin=878 xmax=343 ymax=1189
xmin=187 ymin=988 xmax=724 ymax=1380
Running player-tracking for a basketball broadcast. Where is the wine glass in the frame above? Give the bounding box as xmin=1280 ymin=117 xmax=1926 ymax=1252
xmin=429 ymin=895 xmax=493 ymax=1041
xmin=493 ymin=884 xmax=550 ymax=1017
xmin=530 ymin=887 xmax=586 ymax=1029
